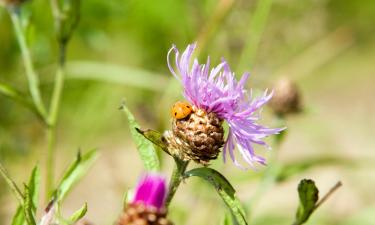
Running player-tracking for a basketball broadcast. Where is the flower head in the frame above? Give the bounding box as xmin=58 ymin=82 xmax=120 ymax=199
xmin=167 ymin=43 xmax=284 ymax=169
xmin=132 ymin=173 xmax=168 ymax=210
xmin=118 ymin=173 xmax=172 ymax=225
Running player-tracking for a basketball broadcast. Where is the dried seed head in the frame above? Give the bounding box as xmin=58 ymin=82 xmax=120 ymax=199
xmin=269 ymin=77 xmax=301 ymax=116
xmin=164 ymin=106 xmax=224 ymax=165
xmin=118 ymin=203 xmax=173 ymax=225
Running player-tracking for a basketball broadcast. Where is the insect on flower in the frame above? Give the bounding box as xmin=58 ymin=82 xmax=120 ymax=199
xmin=163 ymin=43 xmax=285 ymax=169
xmin=171 ymin=101 xmax=193 ymax=119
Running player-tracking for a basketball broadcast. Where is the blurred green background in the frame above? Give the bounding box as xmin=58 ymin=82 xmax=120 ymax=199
xmin=1 ymin=0 xmax=375 ymax=224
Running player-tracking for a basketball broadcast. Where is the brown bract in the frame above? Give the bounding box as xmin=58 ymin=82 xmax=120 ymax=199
xmin=118 ymin=203 xmax=173 ymax=225
xmin=164 ymin=106 xmax=224 ymax=165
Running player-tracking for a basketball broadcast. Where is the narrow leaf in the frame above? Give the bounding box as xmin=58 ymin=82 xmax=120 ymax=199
xmin=55 ymin=149 xmax=98 ymax=202
xmin=0 ymin=82 xmax=40 ymax=118
xmin=27 ymin=166 xmax=40 ymax=214
xmin=11 ymin=206 xmax=25 ymax=225
xmin=69 ymin=202 xmax=87 ymax=223
xmin=185 ymin=167 xmax=248 ymax=225
xmin=135 ymin=128 xmax=170 ymax=155
xmin=294 ymin=179 xmax=319 ymax=225
xmin=120 ymin=103 xmax=160 ymax=171
xmin=23 ymin=185 xmax=36 ymax=225
xmin=66 ymin=61 xmax=168 ymax=91
xmin=221 ymin=212 xmax=234 ymax=225
xmin=0 ymin=163 xmax=24 ymax=204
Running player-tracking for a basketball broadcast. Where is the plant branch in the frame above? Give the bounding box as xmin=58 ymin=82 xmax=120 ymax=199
xmin=8 ymin=7 xmax=47 ymax=121
xmin=165 ymin=158 xmax=189 ymax=207
xmin=314 ymin=181 xmax=342 ymax=210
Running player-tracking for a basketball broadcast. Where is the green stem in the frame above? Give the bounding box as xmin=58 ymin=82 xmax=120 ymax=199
xmin=45 ymin=127 xmax=56 ymax=199
xmin=165 ymin=158 xmax=189 ymax=207
xmin=45 ymin=44 xmax=66 ymax=199
xmin=237 ymin=0 xmax=273 ymax=71
xmin=48 ymin=44 xmax=66 ymax=125
xmin=8 ymin=7 xmax=47 ymax=120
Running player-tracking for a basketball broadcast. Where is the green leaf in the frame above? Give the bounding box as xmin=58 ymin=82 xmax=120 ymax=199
xmin=0 ymin=82 xmax=39 ymax=117
xmin=184 ymin=168 xmax=248 ymax=225
xmin=294 ymin=179 xmax=319 ymax=225
xmin=135 ymin=128 xmax=170 ymax=155
xmin=11 ymin=206 xmax=25 ymax=225
xmin=69 ymin=202 xmax=87 ymax=223
xmin=54 ymin=149 xmax=98 ymax=202
xmin=66 ymin=61 xmax=168 ymax=91
xmin=27 ymin=166 xmax=40 ymax=214
xmin=120 ymin=103 xmax=160 ymax=171
xmin=23 ymin=185 xmax=36 ymax=225
xmin=221 ymin=213 xmax=234 ymax=225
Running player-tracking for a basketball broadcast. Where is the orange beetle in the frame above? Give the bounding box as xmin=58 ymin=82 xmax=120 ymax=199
xmin=171 ymin=101 xmax=193 ymax=119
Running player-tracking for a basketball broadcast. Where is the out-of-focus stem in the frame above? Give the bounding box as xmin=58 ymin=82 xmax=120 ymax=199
xmin=49 ymin=44 xmax=66 ymax=125
xmin=237 ymin=0 xmax=273 ymax=71
xmin=46 ymin=43 xmax=66 ymax=199
xmin=165 ymin=158 xmax=189 ymax=207
xmin=45 ymin=127 xmax=56 ymax=199
xmin=9 ymin=7 xmax=47 ymax=121
xmin=195 ymin=0 xmax=235 ymax=55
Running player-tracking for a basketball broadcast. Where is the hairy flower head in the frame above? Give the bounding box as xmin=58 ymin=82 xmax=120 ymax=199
xmin=167 ymin=43 xmax=284 ymax=169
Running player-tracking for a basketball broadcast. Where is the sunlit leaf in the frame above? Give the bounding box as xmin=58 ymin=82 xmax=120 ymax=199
xmin=27 ymin=166 xmax=40 ymax=214
xmin=294 ymin=179 xmax=319 ymax=225
xmin=221 ymin=213 xmax=234 ymax=225
xmin=135 ymin=128 xmax=170 ymax=155
xmin=185 ymin=167 xmax=248 ymax=225
xmin=120 ymin=103 xmax=160 ymax=171
xmin=11 ymin=206 xmax=24 ymax=225
xmin=54 ymin=149 xmax=98 ymax=202
xmin=69 ymin=202 xmax=88 ymax=223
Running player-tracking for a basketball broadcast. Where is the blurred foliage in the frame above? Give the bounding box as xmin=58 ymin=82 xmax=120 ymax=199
xmin=1 ymin=0 xmax=375 ymax=224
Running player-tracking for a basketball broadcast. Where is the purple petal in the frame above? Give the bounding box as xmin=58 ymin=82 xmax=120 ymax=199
xmin=133 ymin=173 xmax=168 ymax=210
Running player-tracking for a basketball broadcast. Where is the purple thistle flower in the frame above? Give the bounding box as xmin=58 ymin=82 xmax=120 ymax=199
xmin=167 ymin=43 xmax=285 ymax=169
xmin=132 ymin=173 xmax=168 ymax=210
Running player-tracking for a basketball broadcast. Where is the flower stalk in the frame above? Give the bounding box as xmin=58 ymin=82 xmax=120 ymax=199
xmin=165 ymin=158 xmax=189 ymax=207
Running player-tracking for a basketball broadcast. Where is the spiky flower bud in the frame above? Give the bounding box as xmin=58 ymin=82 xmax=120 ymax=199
xmin=118 ymin=174 xmax=173 ymax=225
xmin=269 ymin=77 xmax=301 ymax=116
xmin=164 ymin=106 xmax=224 ymax=165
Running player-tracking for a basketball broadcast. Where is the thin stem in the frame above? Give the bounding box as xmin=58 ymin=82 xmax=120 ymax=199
xmin=165 ymin=158 xmax=189 ymax=207
xmin=237 ymin=0 xmax=273 ymax=71
xmin=45 ymin=43 xmax=67 ymax=199
xmin=314 ymin=181 xmax=342 ymax=210
xmin=45 ymin=127 xmax=56 ymax=199
xmin=8 ymin=7 xmax=47 ymax=121
xmin=195 ymin=0 xmax=235 ymax=55
xmin=48 ymin=43 xmax=66 ymax=125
